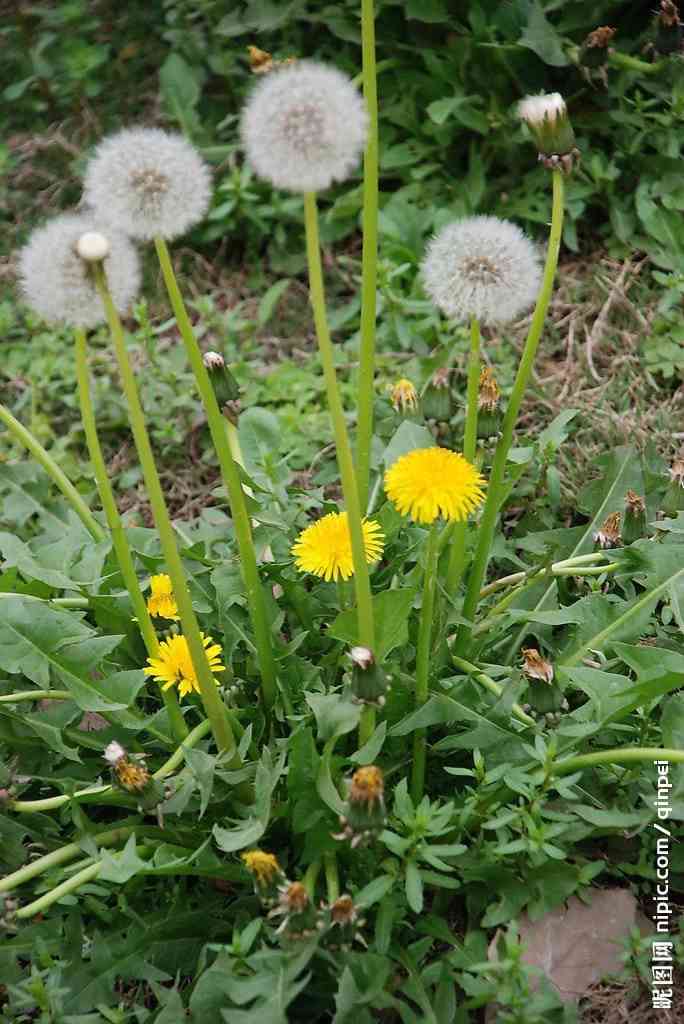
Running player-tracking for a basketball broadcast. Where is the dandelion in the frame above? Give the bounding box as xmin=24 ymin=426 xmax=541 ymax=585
xmin=349 ymin=645 xmax=388 ymax=706
xmin=19 ymin=213 xmax=140 ymax=328
xmin=623 ymin=490 xmax=647 ymax=544
xmin=103 ymin=741 xmax=150 ymax=793
xmin=146 ymin=573 xmax=179 ymax=620
xmin=291 ymin=511 xmax=384 ymax=582
xmin=143 ymin=633 xmax=225 ymax=699
xmin=240 ymin=60 xmax=367 ymax=193
xmin=82 ymin=127 xmax=212 ymax=241
xmin=521 ymin=648 xmax=554 ymax=684
xmin=593 ymin=511 xmax=622 ymax=549
xmin=268 ymin=881 xmax=317 ymax=939
xmin=241 ymin=850 xmax=284 ymax=902
xmin=390 ymin=378 xmax=418 ymax=414
xmin=384 ymin=447 xmax=485 ymax=525
xmin=334 ymin=766 xmax=386 ymax=847
xmin=518 ymin=92 xmax=577 ymax=167
xmin=421 ymin=216 xmax=542 ymax=326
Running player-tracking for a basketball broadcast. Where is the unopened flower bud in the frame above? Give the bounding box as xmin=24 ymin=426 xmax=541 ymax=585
xmin=334 ymin=766 xmax=386 ymax=846
xmin=203 ymin=350 xmax=241 ymax=419
xmin=593 ymin=511 xmax=622 ymax=549
xmin=664 ymin=457 xmax=684 ymax=516
xmin=579 ymin=26 xmax=616 ymax=70
xmin=623 ymin=490 xmax=647 ymax=544
xmin=76 ymin=231 xmax=110 ymax=263
xmin=268 ymin=881 xmax=317 ymax=940
xmin=349 ymin=646 xmax=388 ymax=705
xmin=522 ymin=648 xmax=562 ymax=714
xmin=518 ymin=93 xmax=578 ymax=172
xmin=655 ymin=1 xmax=683 ymax=56
xmin=477 ymin=366 xmax=502 ymax=438
xmin=422 ymin=368 xmax=452 ymax=421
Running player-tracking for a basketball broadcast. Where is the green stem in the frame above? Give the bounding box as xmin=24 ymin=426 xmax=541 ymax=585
xmin=359 ymin=706 xmax=376 ymax=747
xmin=93 ymin=263 xmax=235 ymax=758
xmin=74 ymin=327 xmax=187 ymax=743
xmin=356 ymin=0 xmax=379 ymax=511
xmin=0 ymin=690 xmax=71 ymax=703
xmin=411 ymin=525 xmax=440 ymax=803
xmin=324 ymin=852 xmax=340 ymax=903
xmin=451 ymin=656 xmax=536 ymax=728
xmin=0 ymin=403 xmax=105 ymax=542
xmin=303 ymin=194 xmax=375 ymax=653
xmin=446 ymin=317 xmax=481 ymax=595
xmin=455 ymin=170 xmax=565 ymax=654
xmin=303 ymin=859 xmax=321 ymax=901
xmin=0 ymin=826 xmax=135 ymax=894
xmin=0 ymin=595 xmax=89 ymax=607
xmin=550 ymin=747 xmax=684 ymax=778
xmin=16 ymin=861 xmax=102 ymax=919
xmin=154 ymin=238 xmax=277 ymax=714
xmin=9 ymin=718 xmax=212 ymax=814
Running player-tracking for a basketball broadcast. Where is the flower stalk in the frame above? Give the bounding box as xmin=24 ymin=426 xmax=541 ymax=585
xmin=446 ymin=316 xmax=481 ymax=594
xmin=74 ymin=327 xmax=187 ymax=743
xmin=92 ymin=263 xmax=236 ymax=759
xmin=411 ymin=524 xmax=440 ymax=802
xmin=456 ymin=169 xmax=565 ymax=653
xmin=356 ymin=0 xmax=379 ymax=512
xmin=154 ymin=238 xmax=278 ymax=714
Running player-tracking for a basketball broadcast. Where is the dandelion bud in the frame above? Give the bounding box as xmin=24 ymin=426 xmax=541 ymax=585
xmin=422 ymin=367 xmax=452 ymax=421
xmin=202 ymin=349 xmax=241 ymax=422
xmin=349 ymin=646 xmax=388 ymax=705
xmin=390 ymin=378 xmax=419 ymax=415
xmin=579 ymin=26 xmax=616 ymax=70
xmin=241 ymin=849 xmax=284 ymax=904
xmin=76 ymin=231 xmax=111 ymax=262
xmin=103 ymin=741 xmax=154 ymax=797
xmin=655 ymin=1 xmax=682 ymax=56
xmin=477 ymin=366 xmax=502 ymax=439
xmin=323 ymin=894 xmax=364 ymax=949
xmin=19 ymin=213 xmax=140 ymax=328
xmin=83 ymin=128 xmax=212 ymax=241
xmin=422 ymin=216 xmax=542 ymax=327
xmin=241 ymin=60 xmax=367 ymax=193
xmin=518 ymin=93 xmax=578 ymax=172
xmin=334 ymin=765 xmax=386 ymax=846
xmin=664 ymin=456 xmax=684 ymax=516
xmin=623 ymin=490 xmax=647 ymax=544
xmin=522 ymin=648 xmax=562 ymax=715
xmin=268 ymin=881 xmax=317 ymax=940
xmin=593 ymin=511 xmax=622 ymax=549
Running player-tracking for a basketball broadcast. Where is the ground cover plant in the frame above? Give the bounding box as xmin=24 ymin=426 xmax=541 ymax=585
xmin=1 ymin=2 xmax=684 ymax=1022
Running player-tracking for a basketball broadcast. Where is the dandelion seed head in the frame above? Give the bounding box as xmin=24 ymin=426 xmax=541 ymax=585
xmin=83 ymin=127 xmax=212 ymax=240
xmin=76 ymin=231 xmax=110 ymax=262
xmin=19 ymin=213 xmax=140 ymax=328
xmin=241 ymin=60 xmax=367 ymax=193
xmin=421 ymin=216 xmax=541 ymax=325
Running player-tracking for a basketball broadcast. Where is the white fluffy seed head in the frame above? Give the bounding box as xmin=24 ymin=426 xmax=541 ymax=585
xmin=518 ymin=92 xmax=566 ymax=126
xmin=76 ymin=231 xmax=110 ymax=262
xmin=103 ymin=740 xmax=126 ymax=765
xmin=240 ymin=59 xmax=368 ymax=193
xmin=203 ymin=350 xmax=225 ymax=369
xmin=421 ymin=216 xmax=542 ymax=326
xmin=82 ymin=127 xmax=212 ymax=240
xmin=19 ymin=212 xmax=141 ymax=328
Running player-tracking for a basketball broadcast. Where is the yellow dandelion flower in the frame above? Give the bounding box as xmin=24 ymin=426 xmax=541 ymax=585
xmin=384 ymin=446 xmax=485 ymax=525
xmin=291 ymin=511 xmax=384 ymax=582
xmin=390 ymin=378 xmax=418 ymax=413
xmin=146 ymin=573 xmax=179 ymax=620
xmin=241 ymin=849 xmax=282 ymax=886
xmin=143 ymin=633 xmax=225 ymax=699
